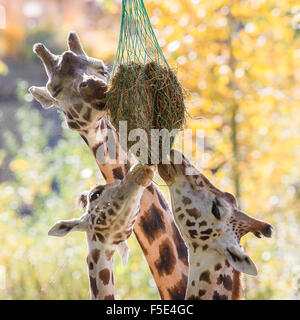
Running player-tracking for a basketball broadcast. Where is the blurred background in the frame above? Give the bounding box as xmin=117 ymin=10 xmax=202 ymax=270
xmin=0 ymin=0 xmax=299 ymax=300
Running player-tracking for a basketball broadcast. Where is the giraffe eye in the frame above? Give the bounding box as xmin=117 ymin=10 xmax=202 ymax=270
xmin=211 ymin=200 xmax=221 ymax=220
xmin=89 ymin=186 xmax=105 ymax=202
xmin=52 ymin=87 xmax=63 ymax=98
xmin=90 ymin=191 xmax=101 ymax=202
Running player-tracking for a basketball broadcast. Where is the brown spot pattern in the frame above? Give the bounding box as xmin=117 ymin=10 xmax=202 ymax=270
xmin=213 ymin=291 xmax=228 ymax=300
xmin=200 ymin=270 xmax=211 ymax=283
xmin=73 ymin=103 xmax=83 ymax=113
xmin=95 ymin=232 xmax=105 ymax=243
xmin=105 ymin=250 xmax=114 ymax=261
xmin=166 ymin=273 xmax=187 ymax=300
xmin=69 ymin=108 xmax=78 ymax=118
xmin=154 ymin=239 xmax=176 ymax=277
xmin=200 ymin=236 xmax=210 ymax=241
xmin=215 ymin=263 xmax=222 ymax=271
xmin=187 ymin=295 xmax=201 ymax=300
xmin=89 ymin=276 xmax=98 ymax=298
xmin=188 ymin=230 xmax=198 ymax=239
xmin=68 ymin=122 xmax=80 ymax=130
xmin=77 ymin=120 xmax=87 ymax=127
xmin=113 ymin=167 xmax=124 ymax=180
xmin=201 ymin=228 xmax=213 ymax=235
xmin=107 ymin=208 xmax=114 ymax=216
xmin=199 ymin=221 xmax=207 ymax=227
xmin=113 ymin=202 xmax=120 ymax=210
xmin=91 ymin=249 xmax=100 ymax=263
xmin=198 ymin=289 xmax=206 ymax=297
xmin=140 ymin=204 xmax=166 ymax=244
xmin=186 ymin=220 xmax=196 ymax=227
xmin=182 ymin=196 xmax=192 ymax=205
xmin=178 ymin=214 xmax=184 ymax=220
xmin=171 ymin=222 xmax=188 ymax=266
xmin=83 ymin=108 xmax=92 ymax=121
xmin=192 ymin=242 xmax=199 ymax=251
xmin=99 ymin=268 xmax=110 ymax=285
xmin=186 ymin=208 xmax=201 ymax=219
xmin=217 ymin=274 xmax=233 ymax=291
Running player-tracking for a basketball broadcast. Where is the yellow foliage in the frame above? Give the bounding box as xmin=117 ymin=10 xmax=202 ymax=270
xmin=9 ymin=158 xmax=29 ymax=172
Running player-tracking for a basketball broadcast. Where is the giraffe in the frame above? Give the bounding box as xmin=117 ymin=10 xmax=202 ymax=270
xmin=158 ymin=149 xmax=273 ymax=300
xmin=48 ymin=164 xmax=154 ymax=300
xmin=29 ymin=31 xmax=188 ymax=299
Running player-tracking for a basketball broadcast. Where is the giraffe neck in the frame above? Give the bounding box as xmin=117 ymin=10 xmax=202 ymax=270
xmin=186 ymin=249 xmax=237 ymax=300
xmin=78 ymin=118 xmax=130 ymax=182
xmin=87 ymin=243 xmax=116 ymax=300
xmin=76 ymin=117 xmax=189 ymax=300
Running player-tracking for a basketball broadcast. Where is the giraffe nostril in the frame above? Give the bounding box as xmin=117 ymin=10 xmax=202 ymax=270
xmin=80 ymin=81 xmax=88 ymax=89
xmin=262 ymin=224 xmax=273 ymax=238
xmin=254 ymin=231 xmax=262 ymax=238
xmin=87 ymin=78 xmax=96 ymax=86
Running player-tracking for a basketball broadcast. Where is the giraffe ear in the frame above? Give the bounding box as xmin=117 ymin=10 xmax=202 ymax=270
xmin=225 ymin=246 xmax=258 ymax=276
xmin=29 ymin=86 xmax=57 ymax=109
xmin=77 ymin=191 xmax=89 ymax=210
xmin=48 ymin=216 xmax=88 ymax=237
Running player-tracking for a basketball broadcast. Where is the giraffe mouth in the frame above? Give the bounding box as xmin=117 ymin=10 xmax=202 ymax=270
xmin=157 ymin=150 xmax=189 ymax=183
xmin=168 ymin=149 xmax=191 ymax=176
xmin=157 ymin=163 xmax=177 ymax=184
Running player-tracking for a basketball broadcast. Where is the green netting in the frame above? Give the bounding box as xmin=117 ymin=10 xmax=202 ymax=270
xmin=113 ymin=0 xmax=168 ymax=68
xmin=106 ymin=0 xmax=186 ymax=163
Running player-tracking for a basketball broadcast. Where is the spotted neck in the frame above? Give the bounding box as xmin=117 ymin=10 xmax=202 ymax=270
xmin=186 ymin=248 xmax=239 ymax=300
xmin=86 ymin=242 xmax=116 ymax=300
xmin=168 ymin=180 xmax=242 ymax=300
xmin=77 ymin=117 xmax=189 ymax=299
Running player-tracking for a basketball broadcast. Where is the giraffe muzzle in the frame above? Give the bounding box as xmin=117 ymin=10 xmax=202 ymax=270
xmin=79 ymin=78 xmax=107 ymax=103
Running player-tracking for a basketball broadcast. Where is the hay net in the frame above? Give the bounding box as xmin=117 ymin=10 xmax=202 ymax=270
xmin=114 ymin=0 xmax=168 ymax=68
xmin=106 ymin=0 xmax=186 ymax=162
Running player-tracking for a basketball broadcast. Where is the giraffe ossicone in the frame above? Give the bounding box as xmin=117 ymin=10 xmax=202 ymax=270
xmin=49 ymin=164 xmax=154 ymax=300
xmin=158 ymin=149 xmax=273 ymax=300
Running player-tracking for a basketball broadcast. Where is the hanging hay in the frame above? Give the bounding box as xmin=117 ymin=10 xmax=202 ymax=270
xmin=105 ymin=0 xmax=188 ymax=164
xmin=105 ymin=61 xmax=186 ymax=163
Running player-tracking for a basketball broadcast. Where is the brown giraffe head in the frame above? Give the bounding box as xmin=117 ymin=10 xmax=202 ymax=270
xmin=48 ymin=164 xmax=154 ymax=256
xmin=29 ymin=31 xmax=109 ymax=131
xmin=158 ymin=150 xmax=273 ymax=276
